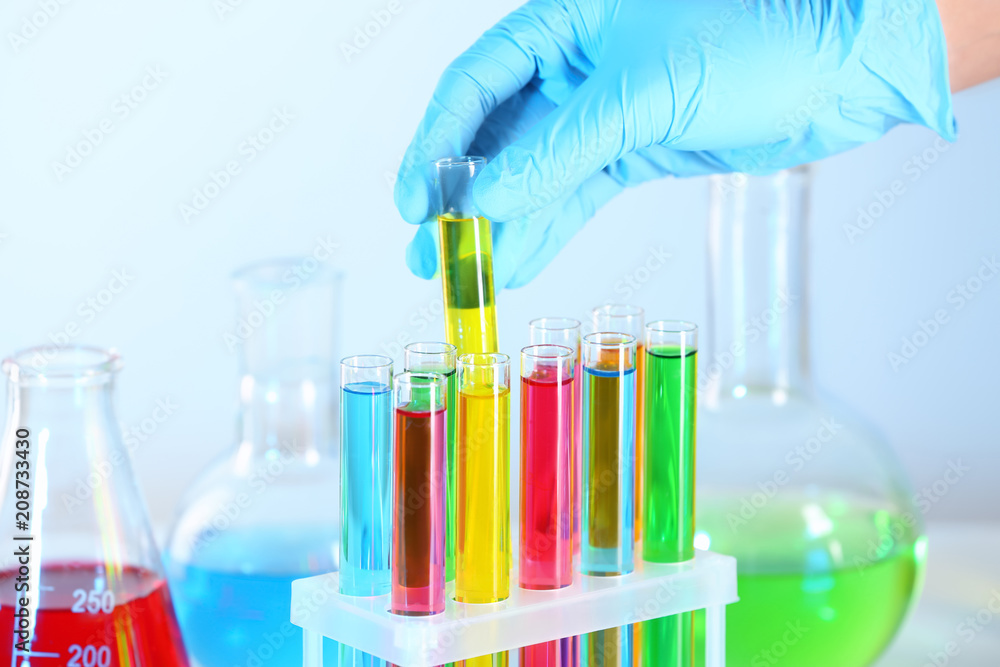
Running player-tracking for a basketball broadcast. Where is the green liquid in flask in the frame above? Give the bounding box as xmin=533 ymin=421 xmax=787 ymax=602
xmin=696 ymin=493 xmax=925 ymax=667
xmin=438 ymin=215 xmax=498 ymax=357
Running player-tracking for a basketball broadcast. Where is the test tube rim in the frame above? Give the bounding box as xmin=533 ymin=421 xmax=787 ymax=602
xmin=404 ymin=342 xmax=457 ymax=370
xmin=528 ymin=316 xmax=582 ymax=332
xmin=434 ymin=155 xmax=487 ymax=170
xmin=520 ymin=344 xmax=574 ymax=360
xmin=394 ymin=370 xmax=449 ymax=390
xmin=646 ymin=319 xmax=698 ymax=334
xmin=457 ymin=352 xmax=509 ymax=367
xmin=582 ymin=332 xmax=637 ymax=349
xmin=341 ymin=354 xmax=393 ymax=370
xmin=591 ymin=304 xmax=645 ymax=318
xmin=645 ymin=320 xmax=699 ymax=351
xmin=3 ymin=345 xmax=122 ymax=386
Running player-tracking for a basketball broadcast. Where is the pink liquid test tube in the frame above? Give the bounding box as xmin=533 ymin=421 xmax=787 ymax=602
xmin=520 ymin=345 xmax=575 ymax=667
xmin=391 ymin=372 xmax=447 ymax=617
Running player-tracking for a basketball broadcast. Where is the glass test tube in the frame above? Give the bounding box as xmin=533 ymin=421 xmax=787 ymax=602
xmin=591 ymin=305 xmax=645 ymax=543
xmin=640 ymin=322 xmax=697 ymax=667
xmin=519 ymin=345 xmax=575 ymax=667
xmin=455 ymin=353 xmax=510 ymax=604
xmin=340 ymin=355 xmax=393 ymax=596
xmin=392 ymin=372 xmax=447 ymax=617
xmin=436 ymin=156 xmax=499 ymax=358
xmin=528 ymin=317 xmax=583 ymax=556
xmin=404 ymin=342 xmax=458 ymax=583
xmin=581 ymin=332 xmax=636 ymax=576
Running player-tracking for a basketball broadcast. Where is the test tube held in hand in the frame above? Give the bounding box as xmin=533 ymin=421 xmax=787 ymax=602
xmin=436 ymin=157 xmax=499 ymax=358
xmin=391 ymin=372 xmax=447 ymax=617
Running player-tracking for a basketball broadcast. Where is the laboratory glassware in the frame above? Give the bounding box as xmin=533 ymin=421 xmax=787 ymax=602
xmin=591 ymin=305 xmax=645 ymax=543
xmin=640 ymin=321 xmax=698 ymax=667
xmin=528 ymin=317 xmax=582 ymax=555
xmin=519 ymin=345 xmax=575 ymax=667
xmin=436 ymin=156 xmax=499 ymax=357
xmin=403 ymin=342 xmax=457 ymax=582
xmin=165 ymin=258 xmax=342 ymax=666
xmin=0 ymin=346 xmax=189 ymax=665
xmin=392 ymin=372 xmax=447 ymax=617
xmin=696 ymin=167 xmax=925 ymax=667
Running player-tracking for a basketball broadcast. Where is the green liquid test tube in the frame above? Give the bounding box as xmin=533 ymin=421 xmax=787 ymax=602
xmin=404 ymin=342 xmax=458 ymax=583
xmin=641 ymin=321 xmax=698 ymax=667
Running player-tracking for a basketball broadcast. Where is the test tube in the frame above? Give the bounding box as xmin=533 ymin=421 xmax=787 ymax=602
xmin=436 ymin=156 xmax=499 ymax=357
xmin=340 ymin=355 xmax=392 ymax=667
xmin=340 ymin=355 xmax=393 ymax=596
xmin=519 ymin=345 xmax=575 ymax=667
xmin=639 ymin=322 xmax=697 ymax=667
xmin=404 ymin=342 xmax=458 ymax=583
xmin=591 ymin=305 xmax=645 ymax=543
xmin=528 ymin=317 xmax=582 ymax=555
xmin=455 ymin=352 xmax=510 ymax=603
xmin=392 ymin=372 xmax=447 ymax=617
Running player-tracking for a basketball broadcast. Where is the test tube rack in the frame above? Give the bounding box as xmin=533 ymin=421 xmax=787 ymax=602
xmin=291 ymin=549 xmax=737 ymax=667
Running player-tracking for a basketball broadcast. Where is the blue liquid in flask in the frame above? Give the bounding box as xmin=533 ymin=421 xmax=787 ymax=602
xmin=170 ymin=527 xmax=339 ymax=666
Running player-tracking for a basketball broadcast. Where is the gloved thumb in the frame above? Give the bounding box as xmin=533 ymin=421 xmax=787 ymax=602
xmin=472 ymin=73 xmax=645 ymax=222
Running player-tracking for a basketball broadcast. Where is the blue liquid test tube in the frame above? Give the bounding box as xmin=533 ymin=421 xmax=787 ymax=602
xmin=340 ymin=355 xmax=393 ymax=666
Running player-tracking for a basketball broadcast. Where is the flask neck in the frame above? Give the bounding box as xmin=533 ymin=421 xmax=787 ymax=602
xmin=705 ymin=169 xmax=811 ymax=405
xmin=237 ymin=369 xmax=334 ymax=460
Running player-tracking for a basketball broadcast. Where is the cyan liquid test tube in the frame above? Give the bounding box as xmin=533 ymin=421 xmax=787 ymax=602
xmin=403 ymin=342 xmax=458 ymax=583
xmin=392 ymin=372 xmax=447 ymax=617
xmin=639 ymin=321 xmax=698 ymax=667
xmin=340 ymin=355 xmax=393 ymax=596
xmin=580 ymin=332 xmax=635 ymax=667
xmin=519 ymin=345 xmax=575 ymax=667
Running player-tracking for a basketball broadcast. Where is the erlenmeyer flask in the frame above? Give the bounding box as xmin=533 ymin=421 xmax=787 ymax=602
xmin=0 ymin=346 xmax=189 ymax=665
xmin=165 ymin=258 xmax=342 ymax=666
xmin=696 ymin=167 xmax=925 ymax=666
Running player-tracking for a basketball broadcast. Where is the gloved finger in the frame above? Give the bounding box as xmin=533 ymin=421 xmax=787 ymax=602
xmin=394 ymin=0 xmax=581 ymax=225
xmin=501 ymin=170 xmax=624 ymax=289
xmin=473 ymin=71 xmax=653 ymax=222
xmin=405 ymin=221 xmax=438 ymax=280
xmin=606 ymin=145 xmax=734 ymax=185
xmin=468 ymin=82 xmax=560 ymax=163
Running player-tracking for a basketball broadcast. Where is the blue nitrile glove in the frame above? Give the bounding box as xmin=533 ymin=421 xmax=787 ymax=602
xmin=395 ymin=0 xmax=956 ymax=289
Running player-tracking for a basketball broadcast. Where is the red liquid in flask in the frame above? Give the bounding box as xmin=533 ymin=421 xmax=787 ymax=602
xmin=0 ymin=563 xmax=189 ymax=666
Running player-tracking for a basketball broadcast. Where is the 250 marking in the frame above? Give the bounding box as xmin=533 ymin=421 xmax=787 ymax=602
xmin=71 ymin=587 xmax=115 ymax=614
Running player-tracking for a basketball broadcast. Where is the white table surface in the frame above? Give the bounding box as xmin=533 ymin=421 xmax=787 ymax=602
xmin=874 ymin=522 xmax=1000 ymax=666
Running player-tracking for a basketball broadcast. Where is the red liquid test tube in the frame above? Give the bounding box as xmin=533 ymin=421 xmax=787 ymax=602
xmin=520 ymin=345 xmax=575 ymax=667
xmin=391 ymin=372 xmax=447 ymax=617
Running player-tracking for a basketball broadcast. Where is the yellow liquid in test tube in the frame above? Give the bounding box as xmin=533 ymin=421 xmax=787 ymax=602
xmin=438 ymin=215 xmax=499 ymax=357
xmin=455 ymin=384 xmax=510 ymax=604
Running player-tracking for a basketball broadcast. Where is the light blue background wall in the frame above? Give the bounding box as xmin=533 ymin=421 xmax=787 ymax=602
xmin=1 ymin=0 xmax=997 ymax=526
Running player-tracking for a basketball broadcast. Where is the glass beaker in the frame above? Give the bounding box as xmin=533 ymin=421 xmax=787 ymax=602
xmin=0 ymin=346 xmax=189 ymax=664
xmin=165 ymin=258 xmax=342 ymax=666
xmin=696 ymin=168 xmax=925 ymax=666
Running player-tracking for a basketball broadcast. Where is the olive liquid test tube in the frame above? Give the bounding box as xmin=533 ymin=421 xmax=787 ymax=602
xmin=591 ymin=305 xmax=645 ymax=542
xmin=340 ymin=355 xmax=393 ymax=667
xmin=528 ymin=317 xmax=583 ymax=555
xmin=436 ymin=156 xmax=499 ymax=358
xmin=391 ymin=372 xmax=447 ymax=617
xmin=640 ymin=322 xmax=698 ymax=667
xmin=404 ymin=342 xmax=458 ymax=583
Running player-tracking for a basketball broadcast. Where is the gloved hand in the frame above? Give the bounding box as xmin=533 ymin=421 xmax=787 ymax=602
xmin=395 ymin=0 xmax=956 ymax=289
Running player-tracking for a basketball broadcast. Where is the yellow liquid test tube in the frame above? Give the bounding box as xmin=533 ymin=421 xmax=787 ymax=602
xmin=436 ymin=156 xmax=499 ymax=357
xmin=454 ymin=353 xmax=510 ymax=667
